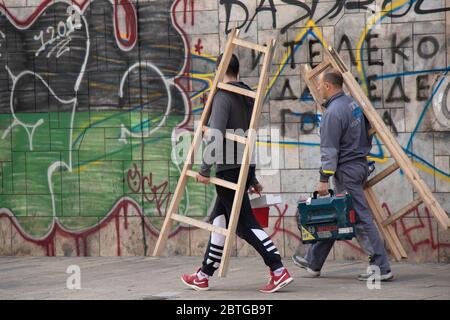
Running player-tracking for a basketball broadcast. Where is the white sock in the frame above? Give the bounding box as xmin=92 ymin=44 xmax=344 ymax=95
xmin=273 ymin=267 xmax=285 ymax=277
xmin=197 ymin=270 xmax=209 ymax=280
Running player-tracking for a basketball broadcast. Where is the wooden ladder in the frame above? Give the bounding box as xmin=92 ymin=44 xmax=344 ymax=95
xmin=301 ymin=46 xmax=450 ymax=261
xmin=153 ymin=29 xmax=276 ymax=277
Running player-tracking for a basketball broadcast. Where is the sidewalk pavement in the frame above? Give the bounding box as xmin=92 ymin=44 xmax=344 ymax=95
xmin=0 ymin=256 xmax=449 ymax=300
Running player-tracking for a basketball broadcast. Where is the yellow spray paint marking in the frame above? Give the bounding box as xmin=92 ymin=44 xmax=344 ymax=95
xmin=191 ymin=51 xmax=218 ymax=61
xmin=414 ymin=161 xmax=450 ymax=183
xmin=189 ymin=51 xmax=216 ymax=101
xmin=73 ymin=160 xmax=104 ymax=174
xmin=367 ymin=155 xmax=388 ymax=164
xmin=257 ymin=141 xmax=389 ymax=164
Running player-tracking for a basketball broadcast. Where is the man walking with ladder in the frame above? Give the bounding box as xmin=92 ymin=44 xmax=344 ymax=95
xmin=292 ymin=69 xmax=394 ymax=281
xmin=181 ymin=54 xmax=293 ymax=293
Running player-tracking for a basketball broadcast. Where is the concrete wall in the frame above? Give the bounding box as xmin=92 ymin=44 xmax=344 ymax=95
xmin=0 ymin=0 xmax=449 ymax=263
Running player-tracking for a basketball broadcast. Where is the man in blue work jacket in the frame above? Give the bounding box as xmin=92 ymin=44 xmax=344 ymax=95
xmin=292 ymin=69 xmax=393 ymax=282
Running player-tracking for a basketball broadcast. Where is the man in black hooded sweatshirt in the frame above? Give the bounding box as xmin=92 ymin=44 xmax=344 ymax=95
xmin=181 ymin=54 xmax=293 ymax=293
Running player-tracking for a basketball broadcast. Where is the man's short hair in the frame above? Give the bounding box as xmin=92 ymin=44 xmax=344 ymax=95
xmin=323 ymin=69 xmax=344 ymax=88
xmin=216 ymin=53 xmax=239 ymax=77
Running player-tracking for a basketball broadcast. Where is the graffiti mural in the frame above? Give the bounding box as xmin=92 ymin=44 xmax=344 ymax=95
xmin=0 ymin=0 xmax=216 ymax=256
xmin=0 ymin=0 xmax=449 ymax=262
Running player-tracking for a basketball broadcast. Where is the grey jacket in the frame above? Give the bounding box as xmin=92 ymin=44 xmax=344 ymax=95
xmin=199 ymin=81 xmax=259 ymax=185
xmin=319 ymin=92 xmax=373 ymax=182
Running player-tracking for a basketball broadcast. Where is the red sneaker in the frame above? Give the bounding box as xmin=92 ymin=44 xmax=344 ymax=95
xmin=259 ymin=268 xmax=293 ymax=293
xmin=181 ymin=268 xmax=210 ymax=291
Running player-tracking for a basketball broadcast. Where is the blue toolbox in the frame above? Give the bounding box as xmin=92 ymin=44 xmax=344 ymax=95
xmin=297 ymin=190 xmax=356 ymax=244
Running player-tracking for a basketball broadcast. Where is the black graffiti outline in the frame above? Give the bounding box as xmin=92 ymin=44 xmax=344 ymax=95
xmin=220 ymin=0 xmax=450 ymax=35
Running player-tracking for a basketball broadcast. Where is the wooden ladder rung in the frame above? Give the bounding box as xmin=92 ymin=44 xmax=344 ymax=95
xmin=365 ymin=163 xmax=400 ymax=188
xmin=307 ymin=60 xmax=332 ymax=81
xmin=202 ymin=126 xmax=247 ymax=144
xmin=232 ymin=38 xmax=267 ymax=53
xmin=327 ymin=46 xmax=349 ymax=73
xmin=171 ymin=214 xmax=229 ymax=236
xmin=217 ymin=82 xmax=256 ymax=99
xmin=186 ymin=170 xmax=238 ymax=190
xmin=382 ymin=199 xmax=424 ymax=227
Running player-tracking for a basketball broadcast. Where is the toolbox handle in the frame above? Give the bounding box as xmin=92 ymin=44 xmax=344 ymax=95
xmin=312 ymin=189 xmax=334 ymax=199
xmin=305 ymin=213 xmax=337 ymax=225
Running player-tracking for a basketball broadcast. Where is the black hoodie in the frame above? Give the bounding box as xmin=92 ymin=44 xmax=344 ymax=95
xmin=199 ymin=81 xmax=259 ymax=185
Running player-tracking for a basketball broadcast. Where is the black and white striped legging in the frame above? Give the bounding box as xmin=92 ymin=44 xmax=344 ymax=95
xmin=201 ymin=168 xmax=283 ymax=276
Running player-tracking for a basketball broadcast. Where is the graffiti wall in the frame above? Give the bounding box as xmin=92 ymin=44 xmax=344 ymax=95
xmin=0 ymin=0 xmax=449 ymax=263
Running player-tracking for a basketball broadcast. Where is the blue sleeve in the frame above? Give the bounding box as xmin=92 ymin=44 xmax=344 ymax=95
xmin=319 ymin=110 xmax=342 ymax=182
